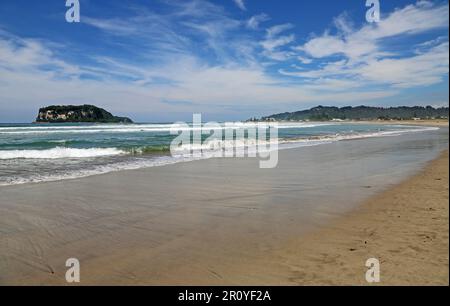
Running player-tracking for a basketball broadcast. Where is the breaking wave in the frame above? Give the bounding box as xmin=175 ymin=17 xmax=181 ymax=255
xmin=0 ymin=147 xmax=125 ymax=160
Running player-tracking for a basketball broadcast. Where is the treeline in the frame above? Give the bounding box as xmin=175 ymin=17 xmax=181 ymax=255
xmin=259 ymin=106 xmax=449 ymax=121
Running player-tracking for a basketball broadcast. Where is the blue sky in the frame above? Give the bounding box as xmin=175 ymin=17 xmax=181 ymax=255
xmin=0 ymin=0 xmax=448 ymax=122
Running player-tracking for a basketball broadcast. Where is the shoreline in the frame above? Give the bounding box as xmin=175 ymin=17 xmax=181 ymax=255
xmin=0 ymin=122 xmax=444 ymax=188
xmin=251 ymin=119 xmax=449 ymax=127
xmin=354 ymin=119 xmax=449 ymax=128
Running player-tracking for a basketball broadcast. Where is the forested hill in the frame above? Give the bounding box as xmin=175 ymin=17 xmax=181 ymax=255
xmin=258 ymin=106 xmax=449 ymax=121
xmin=35 ymin=105 xmax=133 ymax=123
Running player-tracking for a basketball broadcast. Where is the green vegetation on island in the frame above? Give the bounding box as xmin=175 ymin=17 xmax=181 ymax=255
xmin=35 ymin=105 xmax=133 ymax=123
xmin=255 ymin=106 xmax=449 ymax=122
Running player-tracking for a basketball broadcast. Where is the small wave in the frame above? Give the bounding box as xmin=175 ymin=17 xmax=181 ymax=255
xmin=278 ymin=126 xmax=439 ymax=144
xmin=0 ymin=147 xmax=125 ymax=160
xmin=0 ymin=125 xmax=440 ymax=185
xmin=126 ymin=145 xmax=170 ymax=154
xmin=170 ymin=126 xmax=439 ymax=154
xmin=0 ymin=154 xmax=204 ymax=186
xmin=0 ymin=122 xmax=333 ymax=135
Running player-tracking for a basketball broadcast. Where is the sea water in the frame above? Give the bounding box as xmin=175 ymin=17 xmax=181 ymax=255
xmin=0 ymin=122 xmax=438 ymax=186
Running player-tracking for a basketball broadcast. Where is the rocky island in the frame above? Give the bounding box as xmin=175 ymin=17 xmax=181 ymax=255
xmin=35 ymin=105 xmax=133 ymax=123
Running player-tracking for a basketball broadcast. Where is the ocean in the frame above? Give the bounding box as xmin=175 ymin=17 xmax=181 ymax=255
xmin=0 ymin=122 xmax=439 ymax=186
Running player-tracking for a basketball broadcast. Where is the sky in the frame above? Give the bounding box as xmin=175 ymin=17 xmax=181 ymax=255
xmin=0 ymin=0 xmax=448 ymax=122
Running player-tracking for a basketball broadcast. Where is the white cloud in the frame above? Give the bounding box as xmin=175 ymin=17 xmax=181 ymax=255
xmin=297 ymin=56 xmax=313 ymax=64
xmin=247 ymin=13 xmax=270 ymax=30
xmin=285 ymin=1 xmax=449 ymax=90
xmin=358 ymin=42 xmax=449 ymax=88
xmin=266 ymin=23 xmax=294 ymax=38
xmin=297 ymin=1 xmax=449 ymax=60
xmin=283 ymin=40 xmax=449 ymax=89
xmin=261 ymin=23 xmax=296 ymax=61
xmin=261 ymin=34 xmax=295 ymax=51
xmin=233 ymin=0 xmax=246 ymax=11
xmin=0 ymin=30 xmax=400 ymax=122
xmin=296 ymin=35 xmax=348 ymax=59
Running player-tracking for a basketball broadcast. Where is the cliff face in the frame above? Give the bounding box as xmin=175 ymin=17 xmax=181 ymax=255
xmin=36 ymin=105 xmax=133 ymax=123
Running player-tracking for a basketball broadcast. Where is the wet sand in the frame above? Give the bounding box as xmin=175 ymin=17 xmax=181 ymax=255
xmin=260 ymin=150 xmax=449 ymax=285
xmin=0 ymin=128 xmax=448 ymax=285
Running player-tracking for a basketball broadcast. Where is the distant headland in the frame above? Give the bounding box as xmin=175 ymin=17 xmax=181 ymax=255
xmin=251 ymin=106 xmax=449 ymax=122
xmin=35 ymin=105 xmax=133 ymax=123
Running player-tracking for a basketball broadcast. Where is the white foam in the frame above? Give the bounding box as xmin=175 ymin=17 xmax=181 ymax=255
xmin=0 ymin=125 xmax=440 ymax=186
xmin=0 ymin=154 xmax=204 ymax=186
xmin=0 ymin=122 xmax=333 ymax=135
xmin=172 ymin=126 xmax=439 ymax=154
xmin=0 ymin=147 xmax=125 ymax=160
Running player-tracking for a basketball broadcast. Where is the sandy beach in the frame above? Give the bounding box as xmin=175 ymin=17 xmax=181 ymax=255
xmin=357 ymin=119 xmax=450 ymax=128
xmin=0 ymin=126 xmax=448 ymax=285
xmin=260 ymin=150 xmax=449 ymax=285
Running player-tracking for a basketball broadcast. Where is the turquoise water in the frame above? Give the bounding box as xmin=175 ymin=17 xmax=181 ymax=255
xmin=0 ymin=122 xmax=438 ymax=185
